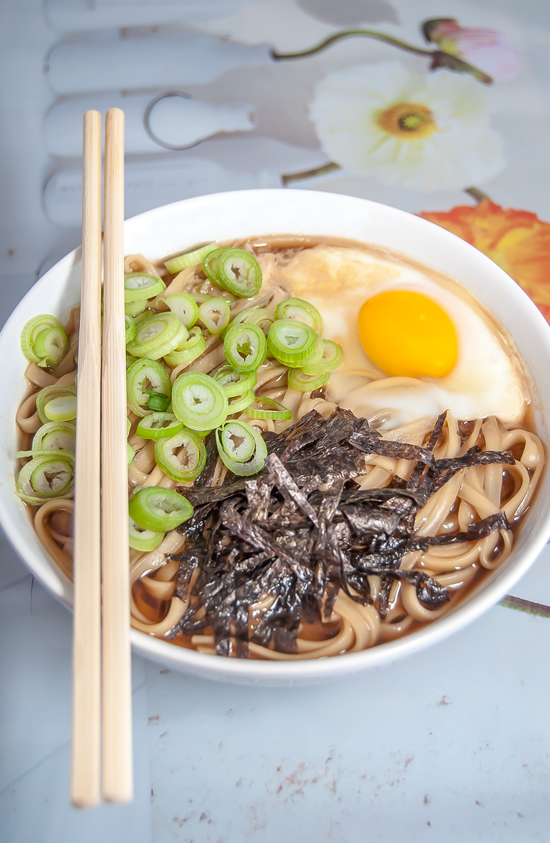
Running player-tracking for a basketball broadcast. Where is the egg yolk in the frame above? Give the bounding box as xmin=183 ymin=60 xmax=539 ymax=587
xmin=358 ymin=290 xmax=458 ymax=378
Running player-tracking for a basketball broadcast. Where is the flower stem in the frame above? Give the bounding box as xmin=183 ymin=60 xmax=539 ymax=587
xmin=282 ymin=162 xmax=340 ymax=187
xmin=272 ymin=29 xmax=434 ymax=61
xmin=464 ymin=186 xmax=491 ymax=204
xmin=499 ymin=594 xmax=550 ymax=619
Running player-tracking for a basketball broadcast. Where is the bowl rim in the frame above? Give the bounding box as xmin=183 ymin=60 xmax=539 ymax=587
xmin=2 ymin=188 xmax=550 ymax=685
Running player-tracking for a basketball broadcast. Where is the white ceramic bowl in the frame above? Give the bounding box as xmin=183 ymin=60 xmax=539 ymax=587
xmin=1 ymin=189 xmax=549 ymax=686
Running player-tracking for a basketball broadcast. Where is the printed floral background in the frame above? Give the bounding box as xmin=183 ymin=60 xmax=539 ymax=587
xmin=19 ymin=0 xmax=548 ymax=330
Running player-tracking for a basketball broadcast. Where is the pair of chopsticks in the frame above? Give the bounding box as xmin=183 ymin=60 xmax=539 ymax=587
xmin=71 ymin=109 xmax=133 ymax=807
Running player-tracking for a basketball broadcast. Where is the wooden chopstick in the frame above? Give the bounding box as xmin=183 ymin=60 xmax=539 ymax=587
xmin=102 ymin=107 xmax=133 ymax=803
xmin=71 ymin=110 xmax=102 ymax=808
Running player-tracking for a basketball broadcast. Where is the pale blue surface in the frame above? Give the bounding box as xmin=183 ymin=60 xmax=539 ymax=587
xmin=2 ymin=532 xmax=550 ymax=842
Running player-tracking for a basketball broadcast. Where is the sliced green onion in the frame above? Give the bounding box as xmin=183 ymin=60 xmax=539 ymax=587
xmin=145 ymin=390 xmax=171 ymax=412
xmin=32 ymin=421 xmax=76 ymax=452
xmin=221 ymin=305 xmax=258 ymax=339
xmin=128 ymin=443 xmax=135 ymax=467
xmin=224 ymin=322 xmax=266 ymax=374
xmin=301 ymin=333 xmax=324 ymax=368
xmin=128 ymin=516 xmax=165 ymax=552
xmin=127 ymin=352 xmax=138 ymax=369
xmin=129 ymin=486 xmax=193 ymax=532
xmin=198 ymin=297 xmax=231 ymax=334
xmin=227 ymin=388 xmax=256 ymax=415
xmin=21 ymin=315 xmax=69 ymax=369
xmin=164 ymin=293 xmax=199 ymax=328
xmin=164 ymin=242 xmax=218 ymax=275
xmin=16 ymin=451 xmax=74 ymax=505
xmin=203 ymin=248 xmax=262 ymax=298
xmin=171 ymin=372 xmax=228 ymax=432
xmin=275 ymin=298 xmax=323 ymax=334
xmin=127 ymin=418 xmax=132 ymax=436
xmin=125 ymin=299 xmax=148 ymax=317
xmin=44 ymin=395 xmax=77 ymax=422
xmin=124 ymin=272 xmax=165 ymax=303
xmin=287 ymin=368 xmax=330 ymax=392
xmin=219 ymin=421 xmax=255 ymax=461
xmin=246 ymin=307 xmax=275 ymax=336
xmin=245 ymin=398 xmax=292 ymax=421
xmin=126 ymin=312 xmax=187 ymax=360
xmin=36 ymin=385 xmax=77 ymax=424
xmin=136 ymin=413 xmax=184 ymax=440
xmin=267 ymin=319 xmax=315 ymax=367
xmin=163 ymin=325 xmax=206 ymax=368
xmin=127 ymin=358 xmax=172 ymax=418
xmin=154 ymin=427 xmax=207 ymax=481
xmin=301 ymin=340 xmax=343 ymax=376
xmin=215 ymin=420 xmax=267 ymax=476
xmin=213 ymin=365 xmax=257 ymax=398
xmin=125 ymin=314 xmax=137 ymax=344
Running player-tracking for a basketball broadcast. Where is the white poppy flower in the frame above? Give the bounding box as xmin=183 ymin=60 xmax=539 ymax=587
xmin=309 ymin=62 xmax=505 ymax=192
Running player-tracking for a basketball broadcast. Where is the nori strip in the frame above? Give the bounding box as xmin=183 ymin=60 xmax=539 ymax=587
xmin=427 ymin=447 xmax=515 ymax=495
xmin=350 ymin=430 xmax=436 ymax=466
xmin=408 ymin=411 xmax=447 ymax=490
xmin=164 ymin=409 xmax=522 ymax=657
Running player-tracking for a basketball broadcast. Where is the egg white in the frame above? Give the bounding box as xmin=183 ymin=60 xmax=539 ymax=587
xmin=274 ymin=244 xmax=528 ymax=429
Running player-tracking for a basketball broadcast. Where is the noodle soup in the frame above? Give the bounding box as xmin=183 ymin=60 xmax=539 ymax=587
xmin=3 ymin=190 xmax=550 ymax=684
xmin=15 ymin=235 xmax=544 ymax=662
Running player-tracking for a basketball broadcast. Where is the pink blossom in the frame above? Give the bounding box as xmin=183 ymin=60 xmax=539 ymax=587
xmin=424 ymin=19 xmax=520 ymax=81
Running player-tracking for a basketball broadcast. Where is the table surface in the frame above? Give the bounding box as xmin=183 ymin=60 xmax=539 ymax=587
xmin=2 ymin=1 xmax=550 ymax=840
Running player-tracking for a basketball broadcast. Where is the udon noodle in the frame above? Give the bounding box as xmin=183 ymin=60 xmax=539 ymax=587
xmin=16 ymin=238 xmax=545 ymax=659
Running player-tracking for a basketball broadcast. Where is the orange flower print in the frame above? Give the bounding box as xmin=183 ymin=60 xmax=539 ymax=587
xmin=419 ymin=200 xmax=550 ymax=322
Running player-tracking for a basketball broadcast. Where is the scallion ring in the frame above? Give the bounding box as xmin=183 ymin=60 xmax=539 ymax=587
xmin=125 ymin=314 xmax=137 ymax=344
xmin=227 ymin=388 xmax=256 ymax=415
xmin=145 ymin=391 xmax=171 ymax=412
xmin=275 ymin=298 xmax=323 ymax=334
xmin=164 ymin=242 xmax=218 ymax=275
xmin=287 ymin=368 xmax=330 ymax=392
xmin=301 ymin=340 xmax=343 ymax=376
xmin=203 ymin=248 xmax=262 ymax=298
xmin=32 ymin=421 xmax=76 ymax=452
xmin=267 ymin=319 xmax=315 ymax=367
xmin=128 ymin=444 xmax=135 ymax=467
xmin=36 ymin=385 xmax=77 ymax=424
xmin=301 ymin=333 xmax=324 ymax=368
xmin=16 ymin=451 xmax=74 ymax=505
xmin=126 ymin=312 xmax=187 ymax=359
xmin=246 ymin=307 xmax=275 ymax=336
xmin=125 ymin=299 xmax=148 ymax=317
xmin=154 ymin=427 xmax=207 ymax=481
xmin=129 ymin=486 xmax=193 ymax=532
xmin=245 ymin=398 xmax=292 ymax=421
xmin=136 ymin=413 xmax=183 ymax=440
xmin=215 ymin=420 xmax=267 ymax=476
xmin=163 ymin=325 xmax=206 ymax=368
xmin=127 ymin=358 xmax=172 ymax=418
xmin=198 ymin=297 xmax=231 ymax=334
xmin=124 ymin=272 xmax=165 ymax=303
xmin=219 ymin=421 xmax=255 ymax=461
xmin=128 ymin=516 xmax=165 ymax=552
xmin=21 ymin=315 xmax=69 ymax=369
xmin=171 ymin=371 xmax=228 ymax=431
xmin=164 ymin=293 xmax=199 ymax=328
xmin=213 ymin=365 xmax=257 ymax=398
xmin=221 ymin=305 xmax=258 ymax=339
xmin=223 ymin=322 xmax=267 ymax=374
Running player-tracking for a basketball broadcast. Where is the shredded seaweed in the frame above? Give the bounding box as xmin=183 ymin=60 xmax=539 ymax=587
xmin=168 ymin=409 xmax=516 ymax=656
